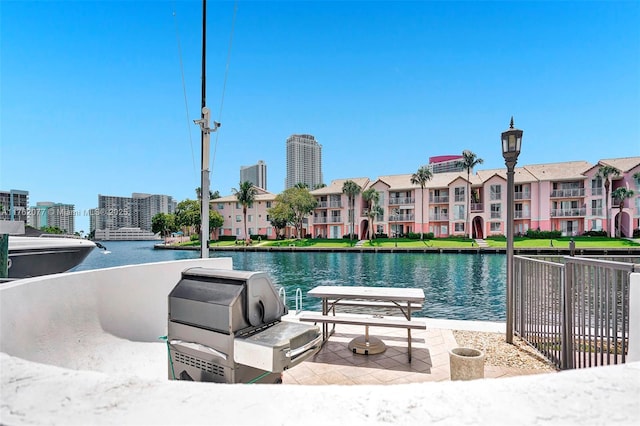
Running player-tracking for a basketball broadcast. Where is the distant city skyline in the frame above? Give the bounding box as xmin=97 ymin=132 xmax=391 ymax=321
xmin=2 ymin=1 xmax=638 ymax=233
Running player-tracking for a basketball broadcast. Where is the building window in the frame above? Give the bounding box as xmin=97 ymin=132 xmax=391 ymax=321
xmin=235 ymin=202 xmax=241 ymax=209
xmin=248 ymin=214 xmax=253 ymax=222
xmin=454 ymin=223 xmax=465 ymax=232
xmin=591 ymin=177 xmax=603 ymax=196
xmin=235 ymin=215 xmax=241 ymax=222
xmin=218 ymin=203 xmax=224 ymax=210
xmin=453 ymin=205 xmax=465 ymax=221
xmin=266 ymin=201 xmax=272 ymax=208
xmin=490 ymin=185 xmax=501 ymax=201
xmin=490 ymin=222 xmax=501 ymax=232
xmin=490 ymin=203 xmax=501 ymax=219
xmin=454 ymin=187 xmax=465 ymax=202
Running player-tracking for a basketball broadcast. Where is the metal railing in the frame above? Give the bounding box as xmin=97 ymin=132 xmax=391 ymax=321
xmin=470 ymin=203 xmax=483 ymax=212
xmin=389 ymin=197 xmax=414 ymax=205
xmin=550 ymin=188 xmax=585 ymax=198
xmin=550 ymin=208 xmax=587 ymax=217
xmin=429 ymin=214 xmax=449 ymax=221
xmin=430 ymin=196 xmax=449 ymax=203
xmin=514 ymin=255 xmax=638 ymax=370
xmin=388 ymin=214 xmax=414 ymax=222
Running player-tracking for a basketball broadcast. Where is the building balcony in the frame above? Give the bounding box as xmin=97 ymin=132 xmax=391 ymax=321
xmin=550 ymin=208 xmax=587 ymax=217
xmin=316 ymin=201 xmax=328 ymax=208
xmin=514 ymin=211 xmax=530 ymax=219
xmin=429 ymin=196 xmax=449 ymax=203
xmin=514 ymin=191 xmax=530 ymax=200
xmin=388 ymin=214 xmax=414 ymax=222
xmin=329 ymin=216 xmax=343 ymax=223
xmin=429 ymin=214 xmax=449 ymax=221
xmin=490 ymin=212 xmax=501 ymax=219
xmin=389 ymin=197 xmax=414 ymax=205
xmin=590 ymin=188 xmax=603 ymax=196
xmin=550 ymin=188 xmax=585 ymax=198
xmin=470 ymin=203 xmax=483 ymax=212
xmin=313 ymin=217 xmax=328 ymax=224
xmin=591 ymin=208 xmax=603 ymax=217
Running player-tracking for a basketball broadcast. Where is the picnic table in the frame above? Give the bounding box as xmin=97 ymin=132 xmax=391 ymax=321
xmin=299 ymin=286 xmax=426 ymax=362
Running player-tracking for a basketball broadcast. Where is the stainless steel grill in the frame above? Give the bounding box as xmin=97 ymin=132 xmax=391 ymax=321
xmin=167 ymin=268 xmax=321 ymax=383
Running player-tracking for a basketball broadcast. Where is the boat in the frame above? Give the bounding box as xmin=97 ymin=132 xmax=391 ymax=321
xmin=7 ymin=235 xmax=96 ymax=279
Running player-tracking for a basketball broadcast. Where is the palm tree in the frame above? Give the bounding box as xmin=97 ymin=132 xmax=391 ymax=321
xmin=611 ymin=187 xmax=635 ymax=238
xmin=232 ymin=181 xmax=257 ymax=241
xmin=342 ymin=180 xmax=361 ymax=241
xmin=362 ymin=188 xmax=380 ymax=240
xmin=410 ymin=166 xmax=433 ymax=240
xmin=596 ymin=165 xmax=620 ymax=236
xmin=456 ymin=150 xmax=483 ymax=238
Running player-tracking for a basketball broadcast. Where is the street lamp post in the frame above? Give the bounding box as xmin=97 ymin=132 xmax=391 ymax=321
xmin=501 ymin=117 xmax=523 ymax=344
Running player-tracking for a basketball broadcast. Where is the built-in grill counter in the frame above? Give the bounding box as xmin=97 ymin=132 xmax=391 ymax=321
xmin=167 ymin=268 xmax=321 ymax=383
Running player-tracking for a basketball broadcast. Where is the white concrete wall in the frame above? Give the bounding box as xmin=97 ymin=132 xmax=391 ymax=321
xmin=1 ymin=261 xmax=639 ymax=425
xmin=0 ymin=258 xmax=231 ymax=368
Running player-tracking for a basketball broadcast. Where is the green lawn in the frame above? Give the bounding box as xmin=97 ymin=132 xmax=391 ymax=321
xmin=175 ymin=236 xmax=639 ymax=249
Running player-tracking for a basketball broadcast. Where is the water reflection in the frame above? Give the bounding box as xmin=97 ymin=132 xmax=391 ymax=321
xmin=223 ymin=251 xmax=506 ymax=321
xmin=76 ymin=242 xmax=506 ymax=321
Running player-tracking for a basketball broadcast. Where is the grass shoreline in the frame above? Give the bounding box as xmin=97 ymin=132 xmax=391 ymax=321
xmin=157 ymin=235 xmax=640 ymax=254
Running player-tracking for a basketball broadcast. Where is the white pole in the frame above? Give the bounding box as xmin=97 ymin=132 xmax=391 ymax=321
xmin=200 ymin=107 xmax=211 ymax=259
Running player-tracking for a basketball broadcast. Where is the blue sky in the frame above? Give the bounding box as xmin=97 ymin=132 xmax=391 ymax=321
xmin=1 ymin=0 xmax=639 ymax=233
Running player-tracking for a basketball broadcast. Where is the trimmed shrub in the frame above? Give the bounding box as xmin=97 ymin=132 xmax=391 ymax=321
xmin=582 ymin=230 xmax=608 ymax=237
xmin=526 ymin=229 xmax=562 ymax=239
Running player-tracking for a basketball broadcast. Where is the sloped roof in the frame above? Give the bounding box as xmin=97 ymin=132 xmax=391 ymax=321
xmin=375 ymin=174 xmax=415 ymax=190
xmin=426 ymin=171 xmax=474 ymax=188
xmin=310 ymin=177 xmax=370 ymax=195
xmin=523 ymin=161 xmax=592 ymax=181
xmin=214 ymin=187 xmax=277 ymax=202
xmin=476 ymin=167 xmax=538 ymax=184
xmin=597 ymin=157 xmax=640 ymax=173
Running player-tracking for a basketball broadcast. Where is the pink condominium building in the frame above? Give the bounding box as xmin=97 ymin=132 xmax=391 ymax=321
xmin=213 ymin=156 xmax=640 ymax=240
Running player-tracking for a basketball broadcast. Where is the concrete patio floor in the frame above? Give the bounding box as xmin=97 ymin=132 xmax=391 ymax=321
xmin=282 ymin=315 xmax=554 ymax=385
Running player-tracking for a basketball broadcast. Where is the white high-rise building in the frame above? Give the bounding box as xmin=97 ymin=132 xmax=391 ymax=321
xmin=285 ymin=134 xmax=323 ymax=189
xmin=96 ymin=193 xmax=176 ymax=233
xmin=240 ymin=160 xmax=267 ymax=190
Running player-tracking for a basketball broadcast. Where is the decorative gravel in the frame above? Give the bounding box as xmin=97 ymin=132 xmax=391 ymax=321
xmin=453 ymin=330 xmax=558 ymax=371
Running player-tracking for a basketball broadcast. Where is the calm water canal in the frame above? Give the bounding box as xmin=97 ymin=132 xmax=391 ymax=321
xmin=74 ymin=241 xmax=507 ymax=321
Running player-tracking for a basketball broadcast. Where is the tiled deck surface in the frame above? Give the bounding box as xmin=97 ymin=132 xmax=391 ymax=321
xmin=282 ymin=315 xmax=553 ymax=385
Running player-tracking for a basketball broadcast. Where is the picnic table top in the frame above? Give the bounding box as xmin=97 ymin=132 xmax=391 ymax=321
xmin=307 ymin=286 xmax=425 ymax=303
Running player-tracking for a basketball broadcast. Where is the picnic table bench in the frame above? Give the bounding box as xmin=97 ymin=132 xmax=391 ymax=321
xmin=299 ymin=286 xmax=426 ymax=362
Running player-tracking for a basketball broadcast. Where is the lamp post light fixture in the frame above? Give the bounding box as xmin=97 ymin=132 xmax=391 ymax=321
xmin=501 ymin=117 xmax=523 ymax=344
